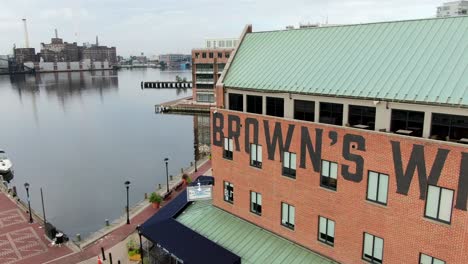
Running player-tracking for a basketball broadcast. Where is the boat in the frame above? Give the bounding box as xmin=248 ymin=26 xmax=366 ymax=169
xmin=0 ymin=150 xmax=13 ymax=174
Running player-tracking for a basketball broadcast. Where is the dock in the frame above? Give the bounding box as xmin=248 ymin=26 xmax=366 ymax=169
xmin=141 ymin=81 xmax=192 ymax=89
xmin=156 ymin=96 xmax=211 ymax=114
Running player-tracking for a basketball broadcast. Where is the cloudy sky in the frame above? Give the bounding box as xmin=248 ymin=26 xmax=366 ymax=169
xmin=0 ymin=0 xmax=443 ymax=57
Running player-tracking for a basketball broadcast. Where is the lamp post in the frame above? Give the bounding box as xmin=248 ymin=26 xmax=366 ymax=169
xmin=164 ymin=158 xmax=169 ymax=193
xmin=194 ymin=143 xmax=198 ymax=172
xmin=24 ymin=182 xmax=33 ymax=223
xmin=125 ymin=181 xmax=130 ymax=225
xmin=137 ymin=225 xmax=144 ymax=260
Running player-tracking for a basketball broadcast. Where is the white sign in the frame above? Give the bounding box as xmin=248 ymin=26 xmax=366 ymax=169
xmin=187 ymin=183 xmax=212 ymax=201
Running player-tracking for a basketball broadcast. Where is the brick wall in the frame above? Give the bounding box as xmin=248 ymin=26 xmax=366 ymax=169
xmin=211 ymin=109 xmax=468 ymax=264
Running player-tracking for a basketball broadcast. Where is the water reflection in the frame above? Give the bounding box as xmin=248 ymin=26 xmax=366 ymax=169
xmin=0 ymin=68 xmax=200 ymax=238
xmin=8 ymin=71 xmax=118 ymax=108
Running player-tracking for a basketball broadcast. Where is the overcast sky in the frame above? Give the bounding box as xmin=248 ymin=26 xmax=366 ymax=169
xmin=0 ymin=0 xmax=444 ymax=57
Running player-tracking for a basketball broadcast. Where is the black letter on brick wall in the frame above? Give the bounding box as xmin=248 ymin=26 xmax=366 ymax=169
xmin=244 ymin=118 xmax=259 ymax=154
xmin=342 ymin=134 xmax=366 ymax=182
xmin=212 ymin=112 xmax=224 ymax=147
xmin=228 ymin=115 xmax=241 ymax=151
xmin=263 ymin=120 xmax=295 ymax=161
xmin=455 ymin=152 xmax=468 ymax=211
xmin=300 ymin=127 xmax=322 ymax=172
xmin=391 ymin=141 xmax=450 ymax=199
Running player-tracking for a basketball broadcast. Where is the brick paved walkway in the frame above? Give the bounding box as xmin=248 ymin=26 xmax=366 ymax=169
xmin=0 ymin=191 xmax=73 ymax=264
xmin=47 ymin=160 xmax=212 ymax=264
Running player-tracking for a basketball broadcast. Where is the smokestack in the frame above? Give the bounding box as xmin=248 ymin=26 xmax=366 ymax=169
xmin=22 ymin=19 xmax=30 ymax=48
xmin=96 ymin=35 xmax=99 ymax=46
xmin=55 ymin=28 xmax=58 ymax=38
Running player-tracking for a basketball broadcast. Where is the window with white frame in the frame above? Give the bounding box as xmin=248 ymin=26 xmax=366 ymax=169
xmin=318 ymin=216 xmax=335 ymax=246
xmin=250 ymin=191 xmax=262 ymax=215
xmin=367 ymin=171 xmax=389 ymax=205
xmin=363 ymin=233 xmax=384 ymax=263
xmin=282 ymin=151 xmax=296 ymax=178
xmin=250 ymin=143 xmax=262 ymax=168
xmin=321 ymin=160 xmax=338 ymax=190
xmin=224 ymin=181 xmax=234 ymax=203
xmin=425 ymin=185 xmax=454 ymax=224
xmin=281 ymin=202 xmax=295 ymax=230
xmin=223 ymin=138 xmax=233 ymax=160
xmin=420 ymin=253 xmax=445 ymax=264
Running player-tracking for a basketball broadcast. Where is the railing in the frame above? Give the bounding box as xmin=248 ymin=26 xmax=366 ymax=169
xmin=196 ymin=79 xmax=214 ymax=84
xmin=195 ymin=69 xmax=214 ymax=74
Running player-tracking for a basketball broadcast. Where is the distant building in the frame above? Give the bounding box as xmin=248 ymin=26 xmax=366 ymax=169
xmin=437 ymin=1 xmax=468 ymax=17
xmin=39 ymin=37 xmax=79 ymax=62
xmin=191 ymin=48 xmax=233 ymax=103
xmin=81 ymin=46 xmax=117 ymax=64
xmin=205 ymin=38 xmax=238 ymax=49
xmin=14 ymin=48 xmax=37 ymax=63
xmin=159 ymin=54 xmax=191 ymax=69
xmin=32 ymin=31 xmax=116 ymax=64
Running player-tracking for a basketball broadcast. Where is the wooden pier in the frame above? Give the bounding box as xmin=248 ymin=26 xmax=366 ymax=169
xmin=141 ymin=81 xmax=192 ymax=89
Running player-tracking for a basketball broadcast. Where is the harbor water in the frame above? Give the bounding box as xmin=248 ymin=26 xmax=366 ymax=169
xmin=0 ymin=68 xmax=209 ymax=238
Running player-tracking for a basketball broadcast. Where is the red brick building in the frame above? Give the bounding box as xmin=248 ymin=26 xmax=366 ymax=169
xmin=211 ymin=17 xmax=468 ymax=264
xmin=191 ymin=48 xmax=234 ymax=103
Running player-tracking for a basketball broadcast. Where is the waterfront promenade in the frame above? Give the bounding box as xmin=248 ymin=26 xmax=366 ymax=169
xmin=46 ymin=159 xmax=212 ymax=264
xmin=0 ymin=188 xmax=74 ymax=264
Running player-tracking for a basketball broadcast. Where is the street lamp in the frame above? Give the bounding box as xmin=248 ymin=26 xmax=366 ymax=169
xmin=125 ymin=180 xmax=131 ymax=225
xmin=164 ymin=158 xmax=169 ymax=193
xmin=194 ymin=143 xmax=198 ymax=172
xmin=137 ymin=225 xmax=144 ymax=260
xmin=24 ymin=182 xmax=33 ymax=223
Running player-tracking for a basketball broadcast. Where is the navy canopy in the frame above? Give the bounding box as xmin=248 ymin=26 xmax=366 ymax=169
xmin=140 ymin=176 xmax=241 ymax=264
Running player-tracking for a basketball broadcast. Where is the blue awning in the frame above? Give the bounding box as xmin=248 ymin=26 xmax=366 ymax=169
xmin=140 ymin=176 xmax=241 ymax=264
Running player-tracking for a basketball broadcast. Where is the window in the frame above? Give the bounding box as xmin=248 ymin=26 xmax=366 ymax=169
xmin=321 ymin=160 xmax=337 ymax=190
xmin=391 ymin=109 xmax=424 ymax=137
xmin=206 ymin=41 xmax=211 ymax=48
xmin=196 ymin=93 xmax=214 ymax=103
xmin=425 ymin=185 xmax=454 ymax=224
xmin=282 ymin=152 xmax=296 ymax=178
xmin=225 ymin=52 xmax=230 ymax=58
xmin=266 ymin=97 xmax=284 ymax=117
xmin=223 ymin=137 xmax=233 ymax=160
xmin=250 ymin=191 xmax=262 ymax=215
xmin=224 ymin=181 xmax=234 ymax=203
xmin=217 ymin=63 xmax=226 ymax=73
xmin=318 ymin=216 xmax=335 ymax=246
xmin=228 ymin=93 xmax=243 ymax=111
xmin=420 ymin=253 xmax=445 ymax=264
xmin=363 ymin=233 xmax=384 ymax=263
xmin=281 ymin=202 xmax=295 ymax=230
xmin=247 ymin=95 xmax=262 ymax=114
xmin=294 ymin=100 xmax=315 ymax=122
xmin=349 ymin=105 xmax=376 ymax=130
xmin=202 ymin=53 xmax=206 ymax=58
xmin=250 ymin=143 xmax=262 ymax=168
xmin=319 ymin=102 xmax=343 ymax=125
xmin=195 ymin=52 xmax=200 ymax=59
xmin=209 ymin=52 xmax=214 ymax=59
xmin=430 ymin=113 xmax=468 ymax=141
xmin=367 ymin=171 xmax=389 ymax=205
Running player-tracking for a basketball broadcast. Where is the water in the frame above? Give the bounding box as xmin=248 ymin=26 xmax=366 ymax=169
xmin=0 ymin=68 xmax=207 ymax=238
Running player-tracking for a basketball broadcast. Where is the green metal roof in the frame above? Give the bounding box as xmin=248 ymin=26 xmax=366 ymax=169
xmin=223 ymin=16 xmax=468 ymax=107
xmin=176 ymin=201 xmax=337 ymax=264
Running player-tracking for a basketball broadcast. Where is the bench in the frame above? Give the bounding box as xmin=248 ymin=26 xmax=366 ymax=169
xmin=162 ymin=190 xmax=173 ymax=200
xmin=174 ymin=181 xmax=184 ymax=191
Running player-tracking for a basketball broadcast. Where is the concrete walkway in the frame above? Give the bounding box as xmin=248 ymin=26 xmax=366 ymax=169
xmin=47 ymin=159 xmax=212 ymax=264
